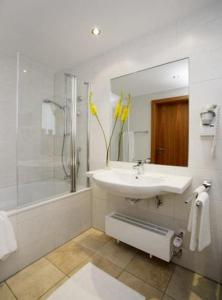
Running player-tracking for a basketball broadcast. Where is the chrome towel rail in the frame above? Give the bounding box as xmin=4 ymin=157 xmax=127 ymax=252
xmin=185 ymin=180 xmax=212 ymax=207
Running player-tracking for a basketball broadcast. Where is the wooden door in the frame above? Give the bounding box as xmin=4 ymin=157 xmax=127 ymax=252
xmin=151 ymin=96 xmax=189 ymax=166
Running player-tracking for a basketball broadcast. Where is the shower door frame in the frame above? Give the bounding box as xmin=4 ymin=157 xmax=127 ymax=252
xmin=66 ymin=74 xmax=90 ymax=192
xmin=85 ymin=82 xmax=91 ymax=188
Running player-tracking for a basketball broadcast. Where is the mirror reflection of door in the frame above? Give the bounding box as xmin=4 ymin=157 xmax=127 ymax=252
xmin=151 ymin=96 xmax=189 ymax=166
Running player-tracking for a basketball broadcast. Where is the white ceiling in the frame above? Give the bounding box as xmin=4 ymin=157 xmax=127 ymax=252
xmin=0 ymin=0 xmax=215 ymax=71
xmin=111 ymin=59 xmax=189 ymax=97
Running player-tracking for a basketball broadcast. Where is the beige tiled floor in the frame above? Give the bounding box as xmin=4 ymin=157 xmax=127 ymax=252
xmin=1 ymin=228 xmax=221 ymax=300
xmin=0 ymin=283 xmax=16 ymax=300
xmin=126 ymin=251 xmax=175 ymax=291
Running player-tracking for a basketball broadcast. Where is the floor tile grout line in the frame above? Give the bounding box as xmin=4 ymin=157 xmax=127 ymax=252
xmin=67 ymin=256 xmax=93 ymax=278
xmin=121 ymin=250 xmax=175 ymax=294
xmin=43 ymin=233 xmax=113 ymax=279
xmin=36 ymin=276 xmax=69 ymax=300
xmin=96 ymin=239 xmax=169 ymax=294
xmin=44 ymin=246 xmax=102 ymax=278
xmin=5 ymin=281 xmax=18 ymax=300
xmin=162 ymin=263 xmax=177 ymax=295
xmin=96 ymin=240 xmax=139 ymax=269
xmin=123 ymin=267 xmax=166 ymax=294
xmin=115 ymin=247 xmax=166 ymax=294
xmin=74 ymin=238 xmax=112 ymax=254
xmin=116 ymin=249 xmax=138 ymax=280
xmin=39 ymin=240 xmax=100 ymax=299
xmin=36 ymin=233 xmax=119 ymax=298
xmin=33 ymin=257 xmax=70 ymax=300
xmin=162 ymin=293 xmax=176 ymax=300
xmin=44 ymin=255 xmax=68 ymax=277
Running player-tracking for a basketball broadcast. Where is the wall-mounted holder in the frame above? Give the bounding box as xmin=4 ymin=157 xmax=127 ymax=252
xmin=200 ymin=105 xmax=220 ymax=157
xmin=200 ymin=104 xmax=219 ymax=137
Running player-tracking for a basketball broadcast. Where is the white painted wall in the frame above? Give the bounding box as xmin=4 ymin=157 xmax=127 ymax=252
xmin=72 ymin=2 xmax=222 ymax=283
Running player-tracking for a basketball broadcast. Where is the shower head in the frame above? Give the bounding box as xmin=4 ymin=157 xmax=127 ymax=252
xmin=43 ymin=99 xmax=64 ymax=110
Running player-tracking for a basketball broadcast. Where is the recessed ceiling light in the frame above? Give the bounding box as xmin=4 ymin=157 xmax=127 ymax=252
xmin=23 ymin=69 xmax=27 ymax=73
xmin=91 ymin=27 xmax=101 ymax=36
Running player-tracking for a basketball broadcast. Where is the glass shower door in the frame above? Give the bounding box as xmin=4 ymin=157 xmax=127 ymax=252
xmin=17 ymin=54 xmax=72 ymax=207
xmin=17 ymin=54 xmax=89 ymax=207
xmin=0 ymin=52 xmax=18 ymax=211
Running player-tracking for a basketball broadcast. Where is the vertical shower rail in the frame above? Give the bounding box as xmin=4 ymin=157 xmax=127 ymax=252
xmin=85 ymin=82 xmax=91 ymax=187
xmin=65 ymin=73 xmax=77 ymax=192
xmin=66 ymin=74 xmax=91 ymax=192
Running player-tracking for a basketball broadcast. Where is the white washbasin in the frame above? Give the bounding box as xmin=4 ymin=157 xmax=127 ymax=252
xmin=90 ymin=168 xmax=192 ymax=199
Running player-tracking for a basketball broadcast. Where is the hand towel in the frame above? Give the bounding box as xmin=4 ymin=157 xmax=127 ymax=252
xmin=0 ymin=211 xmax=17 ymax=260
xmin=198 ymin=192 xmax=211 ymax=251
xmin=187 ymin=185 xmax=206 ymax=232
xmin=187 ymin=197 xmax=199 ymax=251
xmin=187 ymin=192 xmax=211 ymax=252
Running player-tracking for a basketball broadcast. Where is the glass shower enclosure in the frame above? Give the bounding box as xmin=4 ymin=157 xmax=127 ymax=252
xmin=0 ymin=52 xmax=89 ymax=210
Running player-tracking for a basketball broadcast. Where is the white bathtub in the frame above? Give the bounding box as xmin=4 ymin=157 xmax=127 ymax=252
xmin=0 ymin=183 xmax=92 ymax=282
xmin=0 ymin=179 xmax=85 ymax=211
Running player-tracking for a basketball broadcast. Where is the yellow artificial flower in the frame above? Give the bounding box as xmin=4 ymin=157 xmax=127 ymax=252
xmin=90 ymin=103 xmax=98 ymax=116
xmin=121 ymin=94 xmax=131 ymax=122
xmin=121 ymin=106 xmax=129 ymax=122
xmin=114 ymin=92 xmax=123 ymax=119
xmin=89 ymin=91 xmax=98 ymax=116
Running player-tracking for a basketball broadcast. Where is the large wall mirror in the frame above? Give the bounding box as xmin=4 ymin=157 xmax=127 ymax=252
xmin=110 ymin=58 xmax=189 ymax=167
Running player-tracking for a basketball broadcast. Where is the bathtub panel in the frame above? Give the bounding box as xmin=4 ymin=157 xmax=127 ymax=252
xmin=0 ymin=189 xmax=92 ymax=282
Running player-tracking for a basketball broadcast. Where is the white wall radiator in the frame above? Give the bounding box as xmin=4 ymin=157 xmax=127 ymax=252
xmin=105 ymin=212 xmax=174 ymax=262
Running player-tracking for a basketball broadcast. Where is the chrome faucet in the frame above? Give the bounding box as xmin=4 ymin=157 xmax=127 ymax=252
xmin=133 ymin=160 xmax=144 ymax=175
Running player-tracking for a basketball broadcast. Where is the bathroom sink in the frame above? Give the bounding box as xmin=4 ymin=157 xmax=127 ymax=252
xmin=90 ymin=168 xmax=192 ymax=199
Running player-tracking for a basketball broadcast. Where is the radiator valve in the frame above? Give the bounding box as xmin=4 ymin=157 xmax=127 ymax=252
xmin=173 ymin=232 xmax=183 ymax=257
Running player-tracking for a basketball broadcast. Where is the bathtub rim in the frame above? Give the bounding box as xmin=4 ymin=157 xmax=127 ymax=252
xmin=7 ymin=187 xmax=92 ymax=217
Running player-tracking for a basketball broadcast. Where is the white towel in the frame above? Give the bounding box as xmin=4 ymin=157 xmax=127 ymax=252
xmin=188 ymin=196 xmax=199 ymax=251
xmin=0 ymin=211 xmax=17 ymax=260
xmin=198 ymin=192 xmax=211 ymax=251
xmin=187 ymin=192 xmax=211 ymax=252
